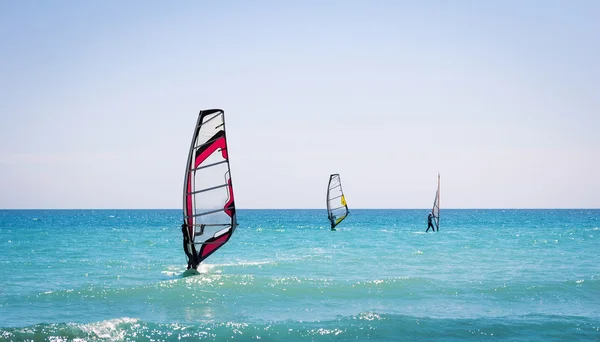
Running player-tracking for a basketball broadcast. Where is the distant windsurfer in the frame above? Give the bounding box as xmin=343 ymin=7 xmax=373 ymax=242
xmin=426 ymin=213 xmax=435 ymax=232
xmin=330 ymin=215 xmax=336 ymax=231
xmin=181 ymin=222 xmax=195 ymax=269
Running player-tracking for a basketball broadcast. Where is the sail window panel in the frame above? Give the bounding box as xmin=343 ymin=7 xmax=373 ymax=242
xmin=329 ymin=206 xmax=347 ymax=220
xmin=191 ymin=186 xmax=232 ymax=225
xmin=327 ymin=180 xmax=344 ymax=208
xmin=194 ymin=222 xmax=232 ymax=241
xmin=191 ymin=161 xmax=230 ymax=193
xmin=328 ymin=176 xmax=341 ymax=190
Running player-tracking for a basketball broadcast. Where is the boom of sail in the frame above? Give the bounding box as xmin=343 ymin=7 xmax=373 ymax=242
xmin=326 ymin=174 xmax=349 ymax=229
xmin=431 ymin=173 xmax=440 ymax=231
xmin=182 ymin=109 xmax=237 ymax=270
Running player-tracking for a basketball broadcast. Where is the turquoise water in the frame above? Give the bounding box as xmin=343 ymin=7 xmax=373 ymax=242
xmin=1 ymin=209 xmax=599 ymax=341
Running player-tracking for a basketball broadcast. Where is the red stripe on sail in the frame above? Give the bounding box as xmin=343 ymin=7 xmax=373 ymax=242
xmin=194 ymin=136 xmax=227 ymax=168
xmin=224 ymin=179 xmax=234 ymax=217
xmin=201 ymin=232 xmax=230 ymax=259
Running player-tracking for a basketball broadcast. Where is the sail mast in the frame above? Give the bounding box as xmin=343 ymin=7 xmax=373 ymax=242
xmin=432 ymin=172 xmax=440 ymax=231
xmin=437 ymin=172 xmax=440 ymax=218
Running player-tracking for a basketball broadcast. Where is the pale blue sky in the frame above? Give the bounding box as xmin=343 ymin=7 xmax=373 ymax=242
xmin=1 ymin=1 xmax=598 ymax=209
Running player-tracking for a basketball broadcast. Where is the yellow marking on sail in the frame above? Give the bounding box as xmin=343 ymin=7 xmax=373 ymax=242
xmin=340 ymin=195 xmax=346 ymax=206
xmin=335 ymin=215 xmax=347 ymax=225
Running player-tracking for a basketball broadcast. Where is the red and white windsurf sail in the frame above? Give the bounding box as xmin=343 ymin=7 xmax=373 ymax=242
xmin=182 ymin=109 xmax=237 ymax=270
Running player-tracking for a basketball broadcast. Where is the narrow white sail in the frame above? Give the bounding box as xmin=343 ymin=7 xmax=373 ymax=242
xmin=326 ymin=174 xmax=349 ymax=230
xmin=181 ymin=109 xmax=237 ymax=270
xmin=431 ymin=173 xmax=440 ymax=231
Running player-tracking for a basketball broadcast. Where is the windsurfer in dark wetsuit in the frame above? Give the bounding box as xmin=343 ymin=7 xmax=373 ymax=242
xmin=329 ymin=214 xmax=336 ymax=231
xmin=181 ymin=222 xmax=194 ymax=269
xmin=426 ymin=213 xmax=435 ymax=233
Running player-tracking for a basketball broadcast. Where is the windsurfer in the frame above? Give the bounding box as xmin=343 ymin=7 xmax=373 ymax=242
xmin=426 ymin=213 xmax=435 ymax=232
xmin=181 ymin=223 xmax=194 ymax=269
xmin=330 ymin=215 xmax=336 ymax=231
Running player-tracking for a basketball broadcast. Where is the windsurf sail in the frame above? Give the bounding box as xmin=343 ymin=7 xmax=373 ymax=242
xmin=326 ymin=174 xmax=349 ymax=229
xmin=431 ymin=173 xmax=440 ymax=231
xmin=182 ymin=109 xmax=237 ymax=270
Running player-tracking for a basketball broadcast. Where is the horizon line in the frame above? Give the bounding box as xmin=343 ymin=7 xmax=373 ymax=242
xmin=1 ymin=208 xmax=599 ymax=210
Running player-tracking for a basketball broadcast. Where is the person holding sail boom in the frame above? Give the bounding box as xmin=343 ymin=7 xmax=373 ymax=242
xmin=330 ymin=215 xmax=337 ymax=231
xmin=426 ymin=213 xmax=435 ymax=233
xmin=181 ymin=223 xmax=195 ymax=269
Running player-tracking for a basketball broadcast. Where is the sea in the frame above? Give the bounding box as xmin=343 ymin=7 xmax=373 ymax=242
xmin=0 ymin=209 xmax=599 ymax=341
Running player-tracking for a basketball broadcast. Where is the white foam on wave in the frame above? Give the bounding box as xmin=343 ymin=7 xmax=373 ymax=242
xmin=213 ymin=260 xmax=274 ymax=268
xmin=162 ymin=263 xmax=217 ymax=277
xmin=79 ymin=317 xmax=139 ymax=340
xmin=356 ymin=311 xmax=382 ymax=321
xmin=163 ymin=259 xmax=277 ymax=278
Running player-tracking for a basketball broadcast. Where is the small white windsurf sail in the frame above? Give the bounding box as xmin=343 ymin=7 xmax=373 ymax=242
xmin=326 ymin=174 xmax=349 ymax=229
xmin=431 ymin=173 xmax=440 ymax=230
xmin=182 ymin=109 xmax=237 ymax=270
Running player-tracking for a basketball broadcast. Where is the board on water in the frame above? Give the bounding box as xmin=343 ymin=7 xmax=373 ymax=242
xmin=182 ymin=269 xmax=202 ymax=277
xmin=326 ymin=174 xmax=349 ymax=230
xmin=181 ymin=109 xmax=238 ymax=270
xmin=431 ymin=173 xmax=440 ymax=231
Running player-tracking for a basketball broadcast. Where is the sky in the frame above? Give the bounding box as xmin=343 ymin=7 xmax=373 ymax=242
xmin=0 ymin=0 xmax=598 ymax=209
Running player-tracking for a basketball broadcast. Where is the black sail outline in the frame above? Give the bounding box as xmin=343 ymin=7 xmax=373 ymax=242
xmin=326 ymin=174 xmax=349 ymax=229
xmin=182 ymin=109 xmax=237 ymax=270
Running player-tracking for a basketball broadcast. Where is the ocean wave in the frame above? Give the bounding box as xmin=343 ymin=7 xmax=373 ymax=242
xmin=1 ymin=313 xmax=599 ymax=341
xmin=12 ymin=275 xmax=599 ymax=308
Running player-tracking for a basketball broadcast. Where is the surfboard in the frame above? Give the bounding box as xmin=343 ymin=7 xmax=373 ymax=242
xmin=182 ymin=269 xmax=201 ymax=277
